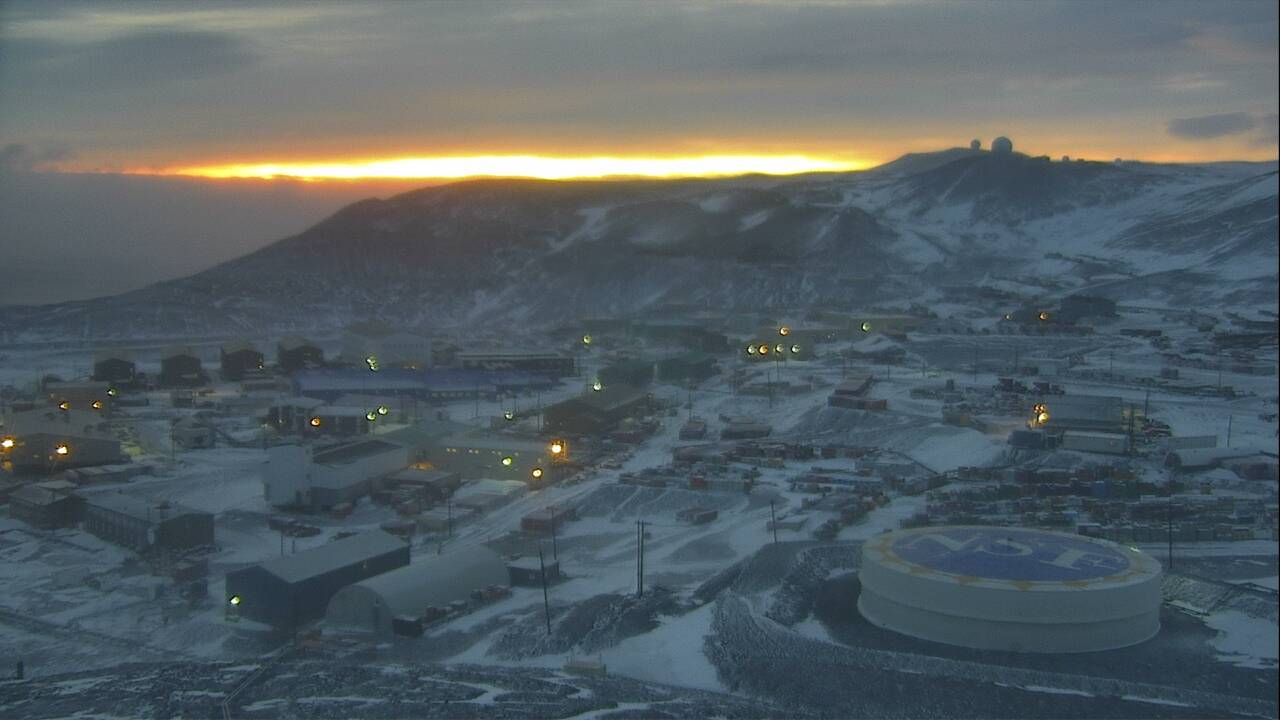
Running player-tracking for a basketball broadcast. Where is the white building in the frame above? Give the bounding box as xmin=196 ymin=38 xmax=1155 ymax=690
xmin=325 ymin=545 xmax=509 ymax=634
xmin=858 ymin=526 xmax=1162 ymax=653
xmin=264 ymin=440 xmax=408 ymax=510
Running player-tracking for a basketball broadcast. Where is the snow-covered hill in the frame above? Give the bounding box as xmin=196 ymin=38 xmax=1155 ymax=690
xmin=2 ymin=149 xmax=1275 ymax=340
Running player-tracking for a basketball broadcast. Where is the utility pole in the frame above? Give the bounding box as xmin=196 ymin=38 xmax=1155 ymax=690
xmin=972 ymin=348 xmax=978 ymax=383
xmin=1167 ymin=470 xmax=1175 ymax=570
xmin=1109 ymin=352 xmax=1114 ymax=381
xmin=551 ymin=515 xmax=558 ymax=562
xmin=769 ymin=500 xmax=778 ymax=544
xmin=1143 ymin=389 xmax=1150 ymax=419
xmin=539 ymin=544 xmax=552 ymax=636
xmin=635 ymin=519 xmax=647 ymax=598
xmin=1226 ymin=415 xmax=1233 ymax=448
xmin=447 ymin=493 xmax=453 ymax=538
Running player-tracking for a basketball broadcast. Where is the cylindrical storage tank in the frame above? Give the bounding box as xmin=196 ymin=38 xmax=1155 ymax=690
xmin=326 ymin=544 xmax=509 ymax=634
xmin=858 ymin=526 xmax=1162 ymax=653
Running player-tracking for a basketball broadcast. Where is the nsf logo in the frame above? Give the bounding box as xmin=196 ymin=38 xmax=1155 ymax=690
xmin=892 ymin=527 xmax=1132 ymax=582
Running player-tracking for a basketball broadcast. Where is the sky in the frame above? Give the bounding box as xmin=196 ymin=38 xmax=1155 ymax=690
xmin=0 ymin=0 xmax=1276 ymax=306
xmin=1 ymin=0 xmax=1277 ymax=179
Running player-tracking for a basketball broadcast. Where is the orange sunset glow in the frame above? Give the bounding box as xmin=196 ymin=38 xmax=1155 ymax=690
xmin=149 ymin=154 xmax=869 ymax=181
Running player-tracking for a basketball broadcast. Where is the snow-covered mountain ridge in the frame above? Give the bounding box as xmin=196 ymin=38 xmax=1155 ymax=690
xmin=2 ymin=148 xmax=1275 ymax=340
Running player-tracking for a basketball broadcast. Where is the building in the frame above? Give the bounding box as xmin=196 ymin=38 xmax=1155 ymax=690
xmin=277 ymin=336 xmax=324 ymax=374
xmin=452 ymin=478 xmax=526 ymax=512
xmin=82 ymin=493 xmax=213 ymax=552
xmin=507 ymin=556 xmax=561 ymax=586
xmin=598 ymin=359 xmax=655 ymax=388
xmin=172 ymin=418 xmax=217 ymax=450
xmin=301 ymin=405 xmax=375 ymax=438
xmin=342 ymin=322 xmax=432 ymax=369
xmin=2 ymin=409 xmax=125 ymax=473
xmin=266 ymin=397 xmax=326 ymax=434
xmin=160 ymin=346 xmax=206 ymax=387
xmin=656 ymin=352 xmax=719 ymax=383
xmin=92 ymin=350 xmax=136 ymax=385
xmin=264 ymin=440 xmax=408 ymax=510
xmin=858 ymin=526 xmax=1162 ymax=653
xmin=324 ymin=545 xmax=508 ymax=635
xmin=1165 ymin=447 xmax=1268 ymax=473
xmin=630 ymin=321 xmax=729 ymax=353
xmin=8 ymin=484 xmax=84 ymax=529
xmin=1038 ymin=395 xmax=1126 ymax=434
xmin=291 ymin=368 xmax=554 ymax=404
xmin=383 ymin=467 xmax=461 ymax=500
xmin=543 ymin=384 xmax=651 ymax=435
xmin=417 ymin=434 xmax=551 ymax=481
xmin=521 ymin=503 xmax=576 ymax=534
xmin=456 ymin=351 xmax=574 ymax=377
xmin=1060 ymin=431 xmax=1128 ymax=455
xmin=828 ymin=374 xmax=874 ymax=409
xmin=221 ymin=340 xmax=265 ymax=381
xmin=44 ymin=381 xmax=115 ymax=417
xmin=225 ymin=529 xmax=409 ymax=630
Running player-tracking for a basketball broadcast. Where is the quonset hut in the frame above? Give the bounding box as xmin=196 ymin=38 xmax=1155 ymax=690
xmin=325 ymin=544 xmax=509 ymax=635
xmin=225 ymin=529 xmax=408 ymax=630
xmin=858 ymin=526 xmax=1162 ymax=653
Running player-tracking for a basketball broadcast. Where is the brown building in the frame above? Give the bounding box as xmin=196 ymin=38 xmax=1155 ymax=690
xmin=221 ymin=340 xmax=265 ymax=381
xmin=543 ymin=384 xmax=651 ymax=435
xmin=8 ymin=484 xmax=84 ymax=529
xmin=2 ymin=409 xmax=125 ymax=474
xmin=82 ymin=494 xmax=214 ymax=552
xmin=161 ymin=346 xmax=207 ymax=387
xmin=92 ymin=350 xmax=137 ymax=385
xmin=277 ymin=336 xmax=324 ymax=374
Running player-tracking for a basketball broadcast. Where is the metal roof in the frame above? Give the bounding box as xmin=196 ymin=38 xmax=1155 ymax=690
xmin=83 ymin=492 xmax=206 ymax=523
xmin=1040 ymin=395 xmax=1124 ymax=423
xmin=328 ymin=544 xmax=507 ymax=622
xmin=258 ymin=529 xmax=407 ymax=584
xmin=313 ymin=439 xmax=403 ymax=466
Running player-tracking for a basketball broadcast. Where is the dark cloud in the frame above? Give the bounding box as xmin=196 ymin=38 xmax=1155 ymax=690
xmin=0 ymin=142 xmax=75 ymax=172
xmin=1167 ymin=112 xmax=1258 ymax=139
xmin=3 ymin=29 xmax=256 ymax=91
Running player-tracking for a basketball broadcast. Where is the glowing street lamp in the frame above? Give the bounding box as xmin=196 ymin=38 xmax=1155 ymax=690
xmin=779 ymin=326 xmax=790 ymax=337
xmin=58 ymin=401 xmax=70 ymax=411
xmin=531 ymin=467 xmax=544 ymax=480
xmin=1 ymin=437 xmax=15 ymax=451
xmin=106 ymin=387 xmax=118 ymax=397
xmin=366 ymin=411 xmax=378 ymax=422
xmin=377 ymin=405 xmax=389 ymax=416
xmin=91 ymin=400 xmax=103 ymax=410
xmin=790 ymin=344 xmax=801 ymax=354
xmin=501 ymin=456 xmax=513 ymax=467
xmin=365 ymin=355 xmax=380 ymax=372
xmin=592 ymin=379 xmax=603 ymax=392
xmin=774 ymin=343 xmax=784 ymax=354
xmin=54 ymin=443 xmax=70 ymax=456
xmin=228 ymin=595 xmax=242 ymax=606
xmin=746 ymin=345 xmax=757 ymax=355
xmin=549 ymin=440 xmax=564 ymax=456
xmin=860 ymin=321 xmax=872 ymax=333
xmin=758 ymin=344 xmax=770 ymax=355
xmin=1039 ymin=311 xmax=1050 ymax=322
xmin=582 ymin=334 xmax=592 ymax=346
xmin=504 ymin=410 xmax=515 ymax=421
xmin=309 ymin=416 xmax=323 ymax=428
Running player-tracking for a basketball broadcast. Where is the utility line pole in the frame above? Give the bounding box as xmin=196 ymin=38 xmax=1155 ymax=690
xmin=769 ymin=500 xmax=778 ymax=544
xmin=635 ymin=519 xmax=647 ymax=598
xmin=539 ymin=545 xmax=552 ymax=636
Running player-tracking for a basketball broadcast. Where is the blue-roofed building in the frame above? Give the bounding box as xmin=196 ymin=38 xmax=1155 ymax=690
xmin=292 ymin=369 xmax=557 ymax=404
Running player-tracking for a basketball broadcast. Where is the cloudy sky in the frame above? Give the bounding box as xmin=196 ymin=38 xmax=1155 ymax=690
xmin=1 ymin=0 xmax=1277 ymax=177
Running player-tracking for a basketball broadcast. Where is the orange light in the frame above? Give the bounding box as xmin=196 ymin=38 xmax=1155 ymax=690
xmin=779 ymin=326 xmax=790 ymax=336
xmin=161 ymin=155 xmax=865 ymax=181
xmin=758 ymin=344 xmax=770 ymax=355
xmin=309 ymin=416 xmax=322 ymax=427
xmin=54 ymin=444 xmax=70 ymax=456
xmin=91 ymin=400 xmax=103 ymax=410
xmin=1039 ymin=311 xmax=1050 ymax=322
xmin=531 ymin=467 xmax=544 ymax=479
xmin=58 ymin=401 xmax=70 ymax=411
xmin=549 ymin=441 xmax=564 ymax=455
xmin=1 ymin=437 xmax=14 ymax=450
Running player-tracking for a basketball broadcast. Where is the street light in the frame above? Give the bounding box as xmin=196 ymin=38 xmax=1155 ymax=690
xmin=758 ymin=344 xmax=770 ymax=355
xmin=504 ymin=410 xmax=515 ymax=421
xmin=54 ymin=443 xmax=70 ymax=456
xmin=790 ymin=344 xmax=801 ymax=354
xmin=58 ymin=401 xmax=70 ymax=411
xmin=860 ymin=321 xmax=872 ymax=333
xmin=228 ymin=595 xmax=242 ymax=606
xmin=365 ymin=411 xmax=378 ymax=422
xmin=582 ymin=334 xmax=592 ymax=346
xmin=531 ymin=467 xmax=544 ymax=480
xmin=746 ymin=345 xmax=757 ymax=355
xmin=91 ymin=400 xmax=103 ymax=410
xmin=309 ymin=416 xmax=322 ymax=428
xmin=106 ymin=387 xmax=118 ymax=397
xmin=549 ymin=440 xmax=565 ymax=456
xmin=365 ymin=355 xmax=380 ymax=372
xmin=1039 ymin=311 xmax=1050 ymax=322
xmin=592 ymin=380 xmax=603 ymax=392
xmin=376 ymin=405 xmax=389 ymax=416
xmin=779 ymin=326 xmax=790 ymax=337
xmin=1 ymin=437 xmax=15 ymax=451
xmin=502 ymin=456 xmax=514 ymax=466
